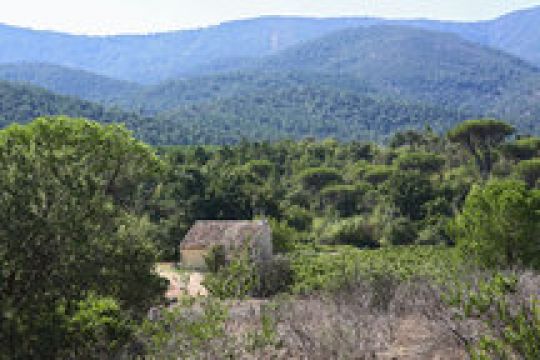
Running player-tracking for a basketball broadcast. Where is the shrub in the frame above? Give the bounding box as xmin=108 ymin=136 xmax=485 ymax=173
xmin=319 ymin=216 xmax=379 ymax=248
xmin=204 ymin=245 xmax=227 ymax=273
xmin=268 ymin=218 xmax=300 ymax=253
xmin=452 ymin=179 xmax=540 ymax=269
xmin=381 ymin=217 xmax=417 ymax=246
xmin=445 ymin=272 xmax=540 ymax=359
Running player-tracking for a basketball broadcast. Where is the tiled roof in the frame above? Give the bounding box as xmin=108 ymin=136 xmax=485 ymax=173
xmin=180 ymin=220 xmax=270 ymax=250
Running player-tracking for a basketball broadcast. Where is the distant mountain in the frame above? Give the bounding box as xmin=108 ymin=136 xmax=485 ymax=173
xmin=0 ymin=80 xmax=149 ymax=133
xmin=0 ymin=18 xmax=376 ymax=83
xmin=0 ymin=63 xmax=143 ymax=104
xmin=1 ymin=6 xmax=540 ymax=82
xmin=128 ymin=26 xmax=540 ymax=140
xmin=261 ymin=26 xmax=540 ymax=115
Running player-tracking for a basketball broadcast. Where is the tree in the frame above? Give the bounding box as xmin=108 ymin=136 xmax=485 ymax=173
xmin=447 ymin=119 xmax=515 ymax=179
xmin=452 ymin=179 xmax=540 ymax=269
xmin=395 ymin=151 xmax=445 ymax=174
xmin=385 ymin=171 xmax=435 ymax=221
xmin=515 ymin=159 xmax=540 ymax=188
xmin=0 ymin=116 xmax=167 ymax=358
xmin=297 ymin=167 xmax=342 ymax=191
xmin=501 ymin=137 xmax=540 ymax=162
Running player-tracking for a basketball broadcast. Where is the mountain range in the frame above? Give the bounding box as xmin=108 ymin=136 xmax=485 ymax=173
xmin=0 ymin=6 xmax=539 ymax=144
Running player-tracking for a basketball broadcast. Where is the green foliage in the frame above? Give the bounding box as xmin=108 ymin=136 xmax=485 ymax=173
xmin=319 ymin=216 xmax=379 ymax=248
xmin=380 ymin=217 xmax=417 ymax=246
xmin=63 ymin=293 xmax=132 ymax=359
xmin=452 ymin=179 xmax=540 ymax=269
xmin=297 ymin=167 xmax=342 ymax=191
xmin=0 ymin=117 xmax=167 ymax=358
xmin=396 ymin=151 xmax=445 ymax=173
xmin=501 ymin=137 xmax=540 ymax=161
xmin=515 ymin=158 xmax=540 ymax=188
xmin=446 ymin=273 xmax=540 ymax=359
xmin=204 ymin=245 xmax=227 ymax=273
xmin=363 ymin=164 xmax=395 ymax=185
xmin=203 ymin=245 xmax=259 ymax=299
xmin=288 ymin=245 xmax=460 ymax=294
xmin=385 ymin=170 xmax=435 ymax=221
xmin=447 ymin=119 xmax=516 ymax=178
xmin=0 ymin=80 xmax=147 ymax=132
xmin=268 ymin=218 xmax=300 ymax=253
xmin=138 ymin=297 xmax=231 ymax=358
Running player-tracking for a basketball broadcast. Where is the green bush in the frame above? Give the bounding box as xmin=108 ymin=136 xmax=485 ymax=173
xmin=452 ymin=179 xmax=540 ymax=269
xmin=204 ymin=245 xmax=227 ymax=273
xmin=319 ymin=216 xmax=379 ymax=248
xmin=446 ymin=272 xmax=540 ymax=359
xmin=381 ymin=217 xmax=417 ymax=245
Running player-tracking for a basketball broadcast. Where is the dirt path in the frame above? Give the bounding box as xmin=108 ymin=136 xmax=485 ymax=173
xmin=378 ymin=315 xmax=466 ymax=359
xmin=156 ymin=263 xmax=208 ymax=300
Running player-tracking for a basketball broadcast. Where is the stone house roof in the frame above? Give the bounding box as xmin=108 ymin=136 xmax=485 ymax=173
xmin=180 ymin=220 xmax=271 ymax=251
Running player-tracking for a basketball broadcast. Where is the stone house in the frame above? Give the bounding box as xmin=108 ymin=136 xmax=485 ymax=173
xmin=180 ymin=220 xmax=273 ymax=269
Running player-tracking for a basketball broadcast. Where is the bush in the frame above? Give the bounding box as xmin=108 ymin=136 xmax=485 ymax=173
xmin=452 ymin=179 xmax=540 ymax=269
xmin=319 ymin=217 xmax=379 ymax=248
xmin=254 ymin=256 xmax=294 ymax=297
xmin=445 ymin=272 xmax=540 ymax=359
xmin=268 ymin=218 xmax=300 ymax=253
xmin=381 ymin=217 xmax=417 ymax=245
xmin=204 ymin=245 xmax=227 ymax=273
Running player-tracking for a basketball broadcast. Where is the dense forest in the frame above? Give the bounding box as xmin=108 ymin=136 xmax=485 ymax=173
xmin=0 ymin=80 xmax=149 ymax=129
xmin=1 ymin=116 xmax=538 ymax=358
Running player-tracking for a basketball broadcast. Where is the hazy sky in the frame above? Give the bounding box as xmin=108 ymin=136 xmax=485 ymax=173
xmin=1 ymin=0 xmax=539 ymax=35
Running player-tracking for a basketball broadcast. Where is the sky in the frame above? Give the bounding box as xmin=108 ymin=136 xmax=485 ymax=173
xmin=0 ymin=0 xmax=539 ymax=35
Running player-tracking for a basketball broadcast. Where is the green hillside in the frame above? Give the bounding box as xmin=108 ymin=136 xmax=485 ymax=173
xmin=262 ymin=26 xmax=540 ymax=112
xmin=150 ymin=82 xmax=472 ymax=144
xmin=0 ymin=80 xmax=148 ymax=131
xmin=0 ymin=63 xmax=142 ymax=104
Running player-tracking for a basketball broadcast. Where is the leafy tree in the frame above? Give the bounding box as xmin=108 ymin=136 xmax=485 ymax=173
xmin=515 ymin=159 xmax=540 ymax=188
xmin=501 ymin=137 xmax=540 ymax=162
xmin=447 ymin=119 xmax=515 ymax=179
xmin=452 ymin=179 xmax=540 ymax=269
xmin=396 ymin=151 xmax=445 ymax=174
xmin=0 ymin=116 xmax=167 ymax=358
xmin=385 ymin=171 xmax=435 ymax=221
xmin=297 ymin=167 xmax=342 ymax=191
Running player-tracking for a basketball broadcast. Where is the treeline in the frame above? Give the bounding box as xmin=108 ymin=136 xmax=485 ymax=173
xmin=151 ymin=118 xmax=540 ymax=259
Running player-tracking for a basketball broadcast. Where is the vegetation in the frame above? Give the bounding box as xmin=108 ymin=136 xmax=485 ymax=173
xmin=0 ymin=117 xmax=167 ymax=359
xmin=0 ymin=115 xmax=538 ymax=357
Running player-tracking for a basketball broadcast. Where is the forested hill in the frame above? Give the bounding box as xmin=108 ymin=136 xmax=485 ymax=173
xmin=0 ymin=63 xmax=142 ymax=104
xmin=0 ymin=80 xmax=149 ymax=131
xmin=150 ymin=81 xmax=472 ymax=145
xmin=125 ymin=27 xmax=540 ymax=142
xmin=0 ymin=6 xmax=539 ymax=82
xmin=261 ymin=26 xmax=540 ymax=115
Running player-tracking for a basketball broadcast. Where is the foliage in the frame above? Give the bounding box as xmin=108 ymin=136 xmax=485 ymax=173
xmin=0 ymin=117 xmax=167 ymax=358
xmin=137 ymin=297 xmax=232 ymax=358
xmin=288 ymin=245 xmax=459 ymax=294
xmin=204 ymin=245 xmax=227 ymax=273
xmin=515 ymin=158 xmax=540 ymax=188
xmin=452 ymin=179 xmax=540 ymax=269
xmin=203 ymin=245 xmax=259 ymax=299
xmin=268 ymin=218 xmax=300 ymax=253
xmin=0 ymin=80 xmax=148 ymax=131
xmin=447 ymin=119 xmax=516 ymax=178
xmin=318 ymin=216 xmax=379 ymax=248
xmin=63 ymin=293 xmax=132 ymax=359
xmin=445 ymin=273 xmax=540 ymax=359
